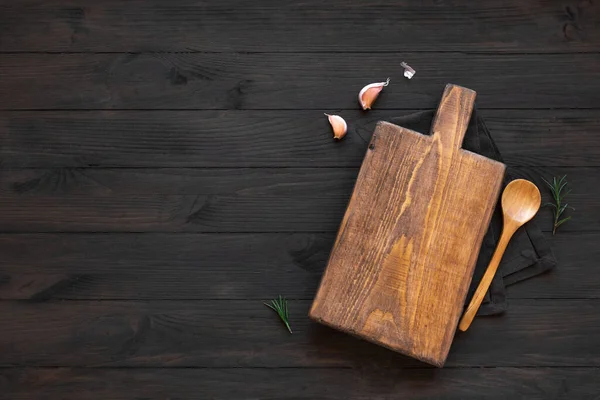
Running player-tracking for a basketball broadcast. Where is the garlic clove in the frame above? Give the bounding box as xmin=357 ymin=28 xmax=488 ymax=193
xmin=358 ymin=78 xmax=390 ymax=110
xmin=324 ymin=113 xmax=348 ymax=140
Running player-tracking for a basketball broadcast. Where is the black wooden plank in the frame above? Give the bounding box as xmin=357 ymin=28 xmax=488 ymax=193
xmin=1 ymin=0 xmax=599 ymax=53
xmin=0 ymin=168 xmax=358 ymax=196
xmin=0 ymin=232 xmax=332 ymax=300
xmin=0 ymin=193 xmax=348 ymax=232
xmin=484 ymin=111 xmax=600 ymax=167
xmin=0 ymin=232 xmax=595 ymax=300
xmin=0 ymin=300 xmax=598 ymax=367
xmin=1 ymin=367 xmax=599 ymax=400
xmin=1 ymin=110 xmax=598 ymax=167
xmin=508 ymin=232 xmax=600 ymax=299
xmin=1 ymin=54 xmax=599 ymax=110
xmin=0 ymin=167 xmax=591 ymax=232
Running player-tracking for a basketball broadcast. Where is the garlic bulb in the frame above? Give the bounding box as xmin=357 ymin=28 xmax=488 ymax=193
xmin=358 ymin=78 xmax=390 ymax=110
xmin=324 ymin=113 xmax=348 ymax=140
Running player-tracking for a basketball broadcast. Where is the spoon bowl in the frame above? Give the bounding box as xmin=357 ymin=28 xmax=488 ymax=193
xmin=501 ymin=179 xmax=542 ymax=225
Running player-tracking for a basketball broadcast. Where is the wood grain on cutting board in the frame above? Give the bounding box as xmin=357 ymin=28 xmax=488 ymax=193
xmin=310 ymin=85 xmax=506 ymax=367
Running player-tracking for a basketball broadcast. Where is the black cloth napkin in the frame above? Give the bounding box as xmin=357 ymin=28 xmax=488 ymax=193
xmin=385 ymin=109 xmax=557 ymax=316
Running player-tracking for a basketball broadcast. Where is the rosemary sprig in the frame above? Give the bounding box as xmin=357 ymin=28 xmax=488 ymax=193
xmin=542 ymin=175 xmax=574 ymax=235
xmin=264 ymin=295 xmax=292 ymax=333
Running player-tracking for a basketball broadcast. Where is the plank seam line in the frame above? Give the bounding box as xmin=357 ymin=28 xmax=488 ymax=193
xmin=2 ymin=108 xmax=600 ymax=112
xmin=0 ymin=166 xmax=597 ymax=170
xmin=0 ymin=229 xmax=591 ymax=234
xmin=1 ymin=51 xmax=599 ymax=55
xmin=2 ymin=107 xmax=600 ymax=112
xmin=0 ymin=366 xmax=598 ymax=370
xmin=0 ymin=230 xmax=591 ymax=236
xmin=0 ymin=298 xmax=598 ymax=302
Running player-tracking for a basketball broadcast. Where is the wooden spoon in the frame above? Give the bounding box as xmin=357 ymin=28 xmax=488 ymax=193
xmin=458 ymin=179 xmax=541 ymax=332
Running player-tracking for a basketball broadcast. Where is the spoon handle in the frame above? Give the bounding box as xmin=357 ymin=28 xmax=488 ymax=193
xmin=458 ymin=227 xmax=515 ymax=332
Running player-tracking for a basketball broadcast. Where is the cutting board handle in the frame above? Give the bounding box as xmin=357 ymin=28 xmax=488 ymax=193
xmin=431 ymin=84 xmax=476 ymax=150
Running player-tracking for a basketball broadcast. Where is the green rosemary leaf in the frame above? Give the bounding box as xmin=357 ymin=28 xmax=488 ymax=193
xmin=543 ymin=175 xmax=573 ymax=235
xmin=264 ymin=296 xmax=292 ymax=334
xmin=555 ymin=216 xmax=572 ymax=228
xmin=558 ymin=182 xmax=568 ymax=194
xmin=541 ymin=177 xmax=552 ymax=187
xmin=558 ymin=204 xmax=569 ymax=215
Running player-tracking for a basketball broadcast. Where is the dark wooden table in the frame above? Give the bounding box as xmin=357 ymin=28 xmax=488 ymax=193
xmin=1 ymin=1 xmax=599 ymax=398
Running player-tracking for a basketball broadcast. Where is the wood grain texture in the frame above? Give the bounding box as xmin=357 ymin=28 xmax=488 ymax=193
xmin=0 ymin=300 xmax=599 ymax=367
xmin=508 ymin=232 xmax=600 ymax=299
xmin=0 ymin=167 xmax=592 ymax=233
xmin=1 ymin=53 xmax=599 ymax=109
xmin=0 ymin=168 xmax=355 ymax=196
xmin=0 ymin=0 xmax=599 ymax=396
xmin=0 ymin=193 xmax=350 ymax=232
xmin=0 ymin=231 xmax=596 ymax=301
xmin=311 ymin=85 xmax=505 ymax=366
xmin=2 ymin=367 xmax=599 ymax=400
xmin=1 ymin=0 xmax=598 ymax=52
xmin=1 ymin=110 xmax=598 ymax=168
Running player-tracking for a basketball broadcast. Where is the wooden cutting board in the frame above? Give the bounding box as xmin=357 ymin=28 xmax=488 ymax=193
xmin=310 ymin=84 xmax=506 ymax=367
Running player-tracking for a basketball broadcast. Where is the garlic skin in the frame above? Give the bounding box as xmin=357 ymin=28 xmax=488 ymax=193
xmin=358 ymin=78 xmax=390 ymax=110
xmin=324 ymin=113 xmax=348 ymax=140
xmin=400 ymin=62 xmax=415 ymax=79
